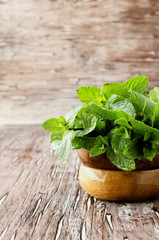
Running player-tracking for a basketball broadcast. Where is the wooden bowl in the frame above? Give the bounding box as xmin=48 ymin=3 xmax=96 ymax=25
xmin=77 ymin=149 xmax=159 ymax=170
xmin=79 ymin=164 xmax=159 ymax=201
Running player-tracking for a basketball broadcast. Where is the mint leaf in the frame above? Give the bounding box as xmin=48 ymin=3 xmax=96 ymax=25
xmin=129 ymin=89 xmax=156 ymax=121
xmin=144 ymin=131 xmax=151 ymax=142
xmin=86 ymin=103 xmax=131 ymax=121
xmin=90 ymin=145 xmax=106 ymax=157
xmin=51 ymin=132 xmax=64 ymax=143
xmin=107 ymin=148 xmax=135 ymax=171
xmin=59 ymin=116 xmax=67 ymax=125
xmin=111 ymin=133 xmax=128 ymax=154
xmin=57 ymin=131 xmax=75 ymax=166
xmin=42 ymin=75 xmax=159 ymax=171
xmin=65 ymin=105 xmax=83 ymax=128
xmin=72 ymin=135 xmax=108 ymax=157
xmin=114 ymin=118 xmax=132 ymax=129
xmin=77 ymin=86 xmax=105 ymax=104
xmin=72 ymin=113 xmax=97 ymax=137
xmin=129 ymin=119 xmax=159 ymax=153
xmin=151 ymin=139 xmax=159 ymax=152
xmin=152 ymin=101 xmax=159 ymax=129
xmin=51 ymin=132 xmax=64 ymax=152
xmin=149 ymin=87 xmax=159 ymax=102
xmin=51 ymin=140 xmax=62 ymax=152
xmin=94 ymin=120 xmax=106 ymax=134
xmin=72 ymin=137 xmax=97 ymax=150
xmin=90 ymin=136 xmax=108 ymax=157
xmin=130 ymin=118 xmax=159 ymax=139
xmin=112 ymin=126 xmax=129 ymax=139
xmin=124 ymin=75 xmax=149 ymax=93
xmin=108 ymin=94 xmax=136 ymax=118
xmin=110 ymin=100 xmax=136 ymax=118
xmin=102 ymin=83 xmax=129 ymax=99
xmin=143 ymin=143 xmax=156 ymax=161
xmin=123 ymin=138 xmax=144 ymax=160
xmin=42 ymin=117 xmax=67 ymax=132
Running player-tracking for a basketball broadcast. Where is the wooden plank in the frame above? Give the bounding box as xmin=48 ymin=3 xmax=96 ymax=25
xmin=0 ymin=125 xmax=159 ymax=240
xmin=0 ymin=0 xmax=159 ymax=124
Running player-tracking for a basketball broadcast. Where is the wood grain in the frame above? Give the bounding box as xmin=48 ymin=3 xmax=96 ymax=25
xmin=79 ymin=164 xmax=159 ymax=201
xmin=1 ymin=1 xmax=159 ymax=239
xmin=0 ymin=126 xmax=159 ymax=240
xmin=0 ymin=0 xmax=159 ymax=124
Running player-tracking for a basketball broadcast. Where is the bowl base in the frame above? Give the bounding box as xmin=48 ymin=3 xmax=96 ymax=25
xmin=79 ymin=164 xmax=159 ymax=202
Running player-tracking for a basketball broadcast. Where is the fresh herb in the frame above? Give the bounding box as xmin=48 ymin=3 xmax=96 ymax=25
xmin=42 ymin=76 xmax=159 ymax=171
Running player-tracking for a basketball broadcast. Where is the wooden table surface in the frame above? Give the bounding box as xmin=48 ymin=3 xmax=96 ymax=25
xmin=1 ymin=0 xmax=159 ymax=239
xmin=1 ymin=126 xmax=159 ymax=240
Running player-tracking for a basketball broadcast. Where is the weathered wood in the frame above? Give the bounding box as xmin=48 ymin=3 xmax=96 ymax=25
xmin=1 ymin=0 xmax=159 ymax=239
xmin=0 ymin=126 xmax=159 ymax=240
xmin=0 ymin=0 xmax=159 ymax=124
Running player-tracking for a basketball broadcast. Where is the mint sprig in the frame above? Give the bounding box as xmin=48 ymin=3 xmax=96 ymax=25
xmin=42 ymin=75 xmax=159 ymax=171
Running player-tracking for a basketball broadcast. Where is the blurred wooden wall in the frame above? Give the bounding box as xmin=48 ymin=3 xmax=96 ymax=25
xmin=0 ymin=0 xmax=159 ymax=124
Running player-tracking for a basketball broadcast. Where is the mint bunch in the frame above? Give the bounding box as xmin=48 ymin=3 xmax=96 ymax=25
xmin=42 ymin=76 xmax=159 ymax=171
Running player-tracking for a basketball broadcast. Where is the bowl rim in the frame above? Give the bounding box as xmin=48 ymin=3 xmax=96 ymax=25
xmin=81 ymin=163 xmax=159 ymax=173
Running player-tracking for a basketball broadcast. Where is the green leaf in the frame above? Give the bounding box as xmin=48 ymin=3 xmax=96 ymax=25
xmin=143 ymin=143 xmax=156 ymax=161
xmin=65 ymin=105 xmax=83 ymax=127
xmin=42 ymin=75 xmax=159 ymax=171
xmin=57 ymin=131 xmax=75 ymax=166
xmin=107 ymin=94 xmax=123 ymax=103
xmin=51 ymin=140 xmax=62 ymax=152
xmin=94 ymin=120 xmax=106 ymax=134
xmin=144 ymin=131 xmax=151 ymax=142
xmin=112 ymin=126 xmax=129 ymax=139
xmin=123 ymin=138 xmax=144 ymax=160
xmin=72 ymin=135 xmax=108 ymax=157
xmin=90 ymin=145 xmax=106 ymax=157
xmin=102 ymin=83 xmax=129 ymax=99
xmin=110 ymin=100 xmax=136 ymax=118
xmin=86 ymin=103 xmax=131 ymax=122
xmin=59 ymin=116 xmax=67 ymax=125
xmin=111 ymin=133 xmax=128 ymax=154
xmin=114 ymin=118 xmax=132 ymax=129
xmin=76 ymin=86 xmax=105 ymax=104
xmin=152 ymin=101 xmax=159 ymax=129
xmin=42 ymin=117 xmax=67 ymax=132
xmin=129 ymin=119 xmax=159 ymax=155
xmin=149 ymin=87 xmax=159 ymax=102
xmin=51 ymin=132 xmax=64 ymax=143
xmin=90 ymin=136 xmax=108 ymax=157
xmin=107 ymin=148 xmax=135 ymax=171
xmin=72 ymin=113 xmax=97 ymax=137
xmin=50 ymin=132 xmax=64 ymax=153
xmin=130 ymin=118 xmax=159 ymax=139
xmin=72 ymin=137 xmax=97 ymax=150
xmin=124 ymin=75 xmax=149 ymax=93
xmin=151 ymin=139 xmax=159 ymax=152
xmin=108 ymin=94 xmax=136 ymax=118
xmin=129 ymin=89 xmax=156 ymax=121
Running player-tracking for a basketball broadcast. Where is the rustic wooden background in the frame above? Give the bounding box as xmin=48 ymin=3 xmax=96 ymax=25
xmin=0 ymin=0 xmax=159 ymax=125
xmin=1 ymin=0 xmax=159 ymax=239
